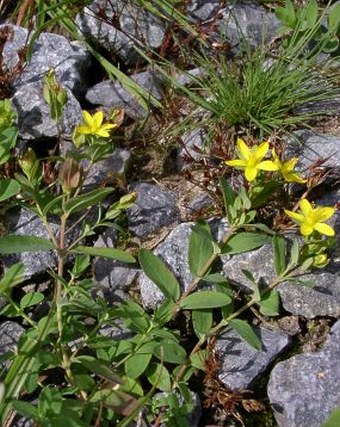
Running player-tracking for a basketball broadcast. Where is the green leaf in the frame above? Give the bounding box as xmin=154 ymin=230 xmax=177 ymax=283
xmin=0 ymin=263 xmax=25 ymax=295
xmin=12 ymin=400 xmax=38 ymax=420
xmin=38 ymin=387 xmax=62 ymax=418
xmin=259 ymin=290 xmax=280 ymax=316
xmin=139 ymin=249 xmax=180 ymax=301
xmin=20 ymin=292 xmax=44 ymax=310
xmin=0 ymin=235 xmax=55 ymax=253
xmin=328 ymin=4 xmax=340 ymax=32
xmin=222 ymin=232 xmax=271 ymax=255
xmin=273 ymin=234 xmax=287 ymax=275
xmin=322 ymin=37 xmax=339 ymax=53
xmin=192 ymin=309 xmax=213 ymax=338
xmin=288 ymin=239 xmax=300 ymax=268
xmin=70 ymin=245 xmax=135 ymax=264
xmin=0 ymin=127 xmax=18 ymax=165
xmin=0 ymin=179 xmax=21 ymax=202
xmin=190 ymin=349 xmax=208 ymax=371
xmin=64 ymin=187 xmax=115 ymax=216
xmin=125 ymin=350 xmax=153 ymax=379
xmin=117 ymin=300 xmax=150 ymax=333
xmin=220 ymin=177 xmax=236 ymax=220
xmin=301 ymin=0 xmax=318 ymax=30
xmin=275 ymin=0 xmax=296 ymax=28
xmin=321 ymin=408 xmax=340 ymax=427
xmin=154 ymin=341 xmax=187 ymax=364
xmin=228 ymin=319 xmax=262 ymax=350
xmin=74 ymin=356 xmax=122 ymax=385
xmin=189 ymin=221 xmax=214 ymax=277
xmin=180 ymin=291 xmax=231 ymax=310
xmin=146 ymin=363 xmax=171 ymax=392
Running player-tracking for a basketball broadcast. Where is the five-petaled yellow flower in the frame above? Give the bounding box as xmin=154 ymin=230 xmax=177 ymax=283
xmin=272 ymin=149 xmax=306 ymax=184
xmin=77 ymin=111 xmax=116 ymax=138
xmin=225 ymin=138 xmax=278 ymax=182
xmin=285 ymin=199 xmax=335 ymax=237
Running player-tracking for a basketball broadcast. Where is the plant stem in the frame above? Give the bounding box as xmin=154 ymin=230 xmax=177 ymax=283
xmin=172 ymin=226 xmax=236 ymax=315
xmin=173 ymin=268 xmax=297 ymax=387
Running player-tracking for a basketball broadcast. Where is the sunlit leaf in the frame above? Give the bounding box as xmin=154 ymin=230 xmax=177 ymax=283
xmin=0 ymin=235 xmax=55 ymax=253
xmin=229 ymin=319 xmax=262 ymax=350
xmin=139 ymin=249 xmax=180 ymax=301
xmin=180 ymin=291 xmax=231 ymax=310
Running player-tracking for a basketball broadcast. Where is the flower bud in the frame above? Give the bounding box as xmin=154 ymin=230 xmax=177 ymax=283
xmin=58 ymin=158 xmax=82 ymax=194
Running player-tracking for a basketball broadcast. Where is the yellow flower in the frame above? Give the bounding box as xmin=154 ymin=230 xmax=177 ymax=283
xmin=225 ymin=138 xmax=278 ymax=182
xmin=77 ymin=111 xmax=116 ymax=138
xmin=272 ymin=150 xmax=306 ymax=184
xmin=285 ymin=199 xmax=335 ymax=237
xmin=312 ymin=254 xmax=329 ymax=268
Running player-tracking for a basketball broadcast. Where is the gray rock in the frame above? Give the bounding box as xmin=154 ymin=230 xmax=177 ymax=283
xmin=11 ymin=416 xmax=34 ymax=427
xmin=3 ymin=208 xmax=59 ymax=278
xmin=83 ymin=148 xmax=131 ymax=191
xmin=139 ymin=222 xmax=194 ymax=309
xmin=221 ymin=233 xmax=340 ymax=318
xmin=186 ymin=192 xmax=214 ymax=216
xmin=176 ymin=67 xmax=207 ymax=87
xmin=0 ymin=321 xmax=25 ymax=370
xmin=287 ymin=130 xmax=340 ymax=184
xmin=187 ymin=0 xmax=221 ymax=21
xmin=85 ymin=71 xmax=163 ymax=119
xmin=294 ymin=97 xmax=340 ymax=116
xmin=138 ymin=218 xmax=229 ymax=309
xmin=267 ymin=320 xmax=340 ymax=427
xmin=216 ymin=325 xmax=291 ymax=391
xmin=218 ymin=1 xmax=281 ymax=52
xmin=12 ymin=81 xmax=82 ymax=140
xmin=1 ymin=24 xmax=90 ymax=95
xmin=177 ymin=128 xmax=206 ymax=170
xmin=127 ymin=182 xmax=179 ymax=238
xmin=278 ymin=271 xmax=340 ymax=319
xmin=76 ymin=0 xmax=165 ymax=65
xmin=221 ymin=243 xmax=276 ymax=293
xmin=93 ymin=228 xmax=140 ymax=303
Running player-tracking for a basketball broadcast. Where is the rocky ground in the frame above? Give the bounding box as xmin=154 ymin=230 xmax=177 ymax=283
xmin=0 ymin=1 xmax=339 ymax=426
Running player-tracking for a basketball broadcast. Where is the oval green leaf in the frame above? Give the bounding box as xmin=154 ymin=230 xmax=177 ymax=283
xmin=0 ymin=235 xmax=55 ymax=253
xmin=180 ymin=291 xmax=231 ymax=310
xmin=222 ymin=232 xmax=271 ymax=255
xmin=64 ymin=187 xmax=115 ymax=216
xmin=228 ymin=319 xmax=262 ymax=350
xmin=139 ymin=249 xmax=180 ymax=301
xmin=70 ymin=246 xmax=135 ymax=264
xmin=0 ymin=179 xmax=21 ymax=202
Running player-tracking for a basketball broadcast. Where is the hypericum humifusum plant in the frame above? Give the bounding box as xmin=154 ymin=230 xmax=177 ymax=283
xmin=0 ymin=82 xmax=337 ymax=427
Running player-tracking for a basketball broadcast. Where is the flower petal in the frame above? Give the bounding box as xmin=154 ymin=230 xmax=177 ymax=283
xmin=82 ymin=110 xmax=93 ymax=126
xmin=101 ymin=123 xmax=117 ymax=131
xmin=299 ymin=199 xmax=312 ymax=217
xmin=257 ymin=160 xmax=278 ymax=171
xmin=244 ymin=166 xmax=258 ymax=182
xmin=300 ymin=222 xmax=314 ymax=236
xmin=283 ymin=157 xmax=298 ymax=171
xmin=284 ymin=172 xmax=306 ymax=184
xmin=93 ymin=111 xmax=104 ymax=129
xmin=95 ymin=129 xmax=110 ymax=138
xmin=255 ymin=141 xmax=269 ymax=160
xmin=237 ymin=138 xmax=250 ymax=160
xmin=314 ymin=206 xmax=335 ymax=222
xmin=225 ymin=159 xmax=248 ymax=167
xmin=284 ymin=209 xmax=304 ymax=222
xmin=77 ymin=125 xmax=92 ymax=135
xmin=314 ymin=222 xmax=335 ymax=236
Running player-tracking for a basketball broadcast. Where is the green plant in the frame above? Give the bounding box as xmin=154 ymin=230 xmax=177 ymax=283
xmin=1 ymin=96 xmax=335 ymax=426
xmin=276 ymin=0 xmax=340 ymax=54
